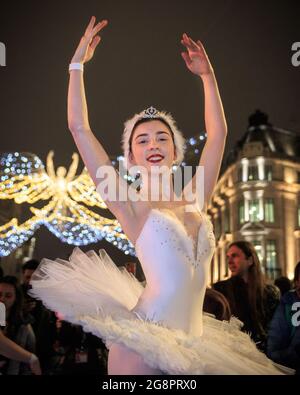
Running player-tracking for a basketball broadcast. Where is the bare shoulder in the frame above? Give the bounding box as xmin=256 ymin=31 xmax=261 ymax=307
xmin=113 ymin=200 xmax=151 ymax=244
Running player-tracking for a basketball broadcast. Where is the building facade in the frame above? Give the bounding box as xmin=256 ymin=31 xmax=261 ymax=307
xmin=208 ymin=111 xmax=300 ymax=284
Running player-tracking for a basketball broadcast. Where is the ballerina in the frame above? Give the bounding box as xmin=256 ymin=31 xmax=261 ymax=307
xmin=30 ymin=16 xmax=292 ymax=375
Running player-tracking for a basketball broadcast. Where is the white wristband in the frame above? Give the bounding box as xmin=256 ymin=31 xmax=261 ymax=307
xmin=69 ymin=62 xmax=84 ymax=72
xmin=29 ymin=353 xmax=38 ymax=364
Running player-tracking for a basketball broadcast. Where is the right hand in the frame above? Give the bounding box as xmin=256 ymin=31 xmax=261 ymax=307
xmin=71 ymin=16 xmax=108 ymax=64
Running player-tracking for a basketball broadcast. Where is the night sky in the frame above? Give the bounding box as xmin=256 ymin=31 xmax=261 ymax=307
xmin=0 ymin=0 xmax=299 ymax=263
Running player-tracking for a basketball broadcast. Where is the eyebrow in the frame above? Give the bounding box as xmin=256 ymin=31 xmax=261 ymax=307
xmin=134 ymin=131 xmax=170 ymax=140
xmin=226 ymin=253 xmax=238 ymax=257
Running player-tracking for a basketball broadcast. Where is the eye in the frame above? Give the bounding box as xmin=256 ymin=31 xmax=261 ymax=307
xmin=158 ymin=137 xmax=167 ymax=141
xmin=137 ymin=139 xmax=147 ymax=144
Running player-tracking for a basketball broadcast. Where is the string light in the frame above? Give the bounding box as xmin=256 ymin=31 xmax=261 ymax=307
xmin=0 ymin=152 xmax=134 ymax=257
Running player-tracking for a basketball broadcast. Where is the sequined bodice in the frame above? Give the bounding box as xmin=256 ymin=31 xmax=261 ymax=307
xmin=133 ymin=205 xmax=216 ymax=336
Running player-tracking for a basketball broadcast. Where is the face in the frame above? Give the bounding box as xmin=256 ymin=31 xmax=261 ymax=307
xmin=0 ymin=283 xmax=16 ymax=312
xmin=129 ymin=120 xmax=176 ymax=171
xmin=23 ymin=269 xmax=35 ymax=286
xmin=226 ymin=245 xmax=253 ymax=278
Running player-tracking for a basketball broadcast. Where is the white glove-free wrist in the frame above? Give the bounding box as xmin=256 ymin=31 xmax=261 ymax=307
xmin=69 ymin=63 xmax=84 ymax=72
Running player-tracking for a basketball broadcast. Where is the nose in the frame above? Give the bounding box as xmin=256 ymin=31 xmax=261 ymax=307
xmin=148 ymin=137 xmax=160 ymax=150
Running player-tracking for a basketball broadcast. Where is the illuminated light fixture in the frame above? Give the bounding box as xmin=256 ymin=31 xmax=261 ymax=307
xmin=0 ymin=151 xmax=134 ymax=257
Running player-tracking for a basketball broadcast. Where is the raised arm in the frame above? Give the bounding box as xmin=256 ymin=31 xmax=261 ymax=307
xmin=68 ymin=17 xmax=130 ymax=217
xmin=181 ymin=33 xmax=227 ymax=209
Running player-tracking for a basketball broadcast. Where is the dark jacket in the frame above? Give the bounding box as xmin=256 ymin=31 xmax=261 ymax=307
xmin=213 ymin=276 xmax=280 ymax=349
xmin=267 ymin=290 xmax=300 ymax=372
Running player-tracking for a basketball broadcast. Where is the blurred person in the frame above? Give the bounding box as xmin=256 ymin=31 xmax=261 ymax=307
xmin=267 ymin=262 xmax=300 ymax=373
xmin=21 ymin=260 xmax=42 ymax=332
xmin=21 ymin=259 xmax=53 ymax=371
xmin=49 ymin=317 xmax=108 ymax=375
xmin=274 ymin=276 xmax=292 ymax=297
xmin=22 ymin=259 xmax=39 ymax=288
xmin=214 ymin=241 xmax=280 ymax=351
xmin=0 ymin=276 xmax=36 ymax=374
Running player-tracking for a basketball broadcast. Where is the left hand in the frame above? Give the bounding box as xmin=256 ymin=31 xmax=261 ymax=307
xmin=181 ymin=33 xmax=213 ymax=77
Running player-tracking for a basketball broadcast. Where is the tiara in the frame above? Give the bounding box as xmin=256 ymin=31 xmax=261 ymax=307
xmin=143 ymin=106 xmax=159 ymax=118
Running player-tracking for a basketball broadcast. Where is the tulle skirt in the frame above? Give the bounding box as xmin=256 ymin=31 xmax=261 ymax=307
xmin=29 ymin=248 xmax=293 ymax=375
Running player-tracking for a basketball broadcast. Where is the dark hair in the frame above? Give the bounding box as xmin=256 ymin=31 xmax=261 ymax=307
xmin=228 ymin=241 xmax=266 ymax=329
xmin=274 ymin=276 xmax=292 ymax=296
xmin=0 ymin=276 xmax=25 ymax=339
xmin=204 ymin=288 xmax=231 ymax=321
xmin=0 ymin=265 xmax=3 ymax=279
xmin=22 ymin=259 xmax=39 ymax=272
xmin=295 ymin=261 xmax=300 ymax=282
xmin=128 ymin=117 xmax=175 ymax=155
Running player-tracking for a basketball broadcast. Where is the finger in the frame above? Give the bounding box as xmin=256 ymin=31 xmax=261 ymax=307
xmin=197 ymin=40 xmax=209 ymax=58
xmin=181 ymin=37 xmax=192 ymax=51
xmin=182 ymin=33 xmax=194 ymax=49
xmin=91 ymin=20 xmax=108 ymax=36
xmin=197 ymin=40 xmax=207 ymax=53
xmin=181 ymin=51 xmax=192 ymax=67
xmin=90 ymin=35 xmax=101 ymax=51
xmin=182 ymin=33 xmax=190 ymax=46
xmin=185 ymin=35 xmax=200 ymax=50
xmin=83 ymin=20 xmax=107 ymax=45
xmin=85 ymin=16 xmax=96 ymax=36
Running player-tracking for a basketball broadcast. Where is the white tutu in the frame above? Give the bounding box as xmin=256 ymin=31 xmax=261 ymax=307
xmin=30 ymin=247 xmax=293 ymax=375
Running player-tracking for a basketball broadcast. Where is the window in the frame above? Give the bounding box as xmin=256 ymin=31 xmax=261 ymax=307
xmin=264 ymin=198 xmax=275 ymax=223
xmin=214 ymin=217 xmax=221 ymax=240
xmin=249 ymin=199 xmax=260 ymax=222
xmin=239 ymin=201 xmax=245 ymax=224
xmin=224 ymin=208 xmax=230 ymax=233
xmin=248 ymin=165 xmax=258 ymax=181
xmin=238 ymin=167 xmax=243 ymax=182
xmin=265 ymin=165 xmax=273 ymax=181
xmin=265 ymin=240 xmax=281 ymax=280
